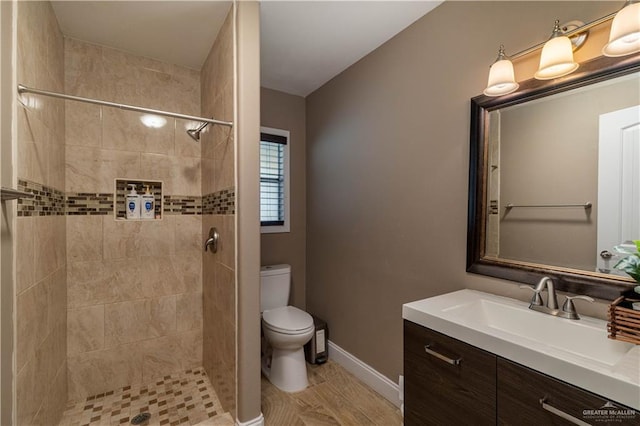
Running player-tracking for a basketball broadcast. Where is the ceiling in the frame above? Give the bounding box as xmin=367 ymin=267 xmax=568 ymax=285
xmin=51 ymin=1 xmax=232 ymax=70
xmin=260 ymin=1 xmax=442 ymax=96
xmin=51 ymin=1 xmax=442 ymax=97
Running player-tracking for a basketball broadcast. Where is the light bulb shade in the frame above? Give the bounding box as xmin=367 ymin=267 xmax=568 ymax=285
xmin=603 ymin=2 xmax=640 ymax=57
xmin=534 ymin=36 xmax=579 ymax=80
xmin=484 ymin=59 xmax=519 ymax=96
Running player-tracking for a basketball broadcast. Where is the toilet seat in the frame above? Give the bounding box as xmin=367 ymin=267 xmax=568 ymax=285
xmin=263 ymin=306 xmax=314 ymax=335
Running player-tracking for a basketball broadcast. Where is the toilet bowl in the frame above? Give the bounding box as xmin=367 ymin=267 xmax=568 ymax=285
xmin=262 ymin=306 xmax=314 ymax=392
xmin=260 ymin=265 xmax=314 ymax=392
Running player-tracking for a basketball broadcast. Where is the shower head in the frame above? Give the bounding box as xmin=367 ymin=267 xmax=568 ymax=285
xmin=187 ymin=121 xmax=209 ymax=142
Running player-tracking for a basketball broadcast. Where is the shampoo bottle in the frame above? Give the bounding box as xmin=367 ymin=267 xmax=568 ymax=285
xmin=141 ymin=185 xmax=155 ymax=219
xmin=125 ymin=184 xmax=141 ymax=219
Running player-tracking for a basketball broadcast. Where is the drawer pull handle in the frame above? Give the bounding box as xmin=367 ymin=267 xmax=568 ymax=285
xmin=540 ymin=398 xmax=590 ymax=426
xmin=424 ymin=344 xmax=462 ymax=366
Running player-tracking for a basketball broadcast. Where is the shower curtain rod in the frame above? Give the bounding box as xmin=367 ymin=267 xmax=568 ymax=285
xmin=17 ymin=84 xmax=233 ymax=128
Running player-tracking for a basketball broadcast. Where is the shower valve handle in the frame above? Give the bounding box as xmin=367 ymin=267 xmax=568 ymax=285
xmin=204 ymin=227 xmax=219 ymax=253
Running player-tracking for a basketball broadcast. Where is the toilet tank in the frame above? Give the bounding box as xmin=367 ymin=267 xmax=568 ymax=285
xmin=260 ymin=264 xmax=291 ymax=312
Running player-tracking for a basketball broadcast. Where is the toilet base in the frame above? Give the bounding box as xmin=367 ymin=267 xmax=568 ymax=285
xmin=262 ymin=346 xmax=309 ymax=393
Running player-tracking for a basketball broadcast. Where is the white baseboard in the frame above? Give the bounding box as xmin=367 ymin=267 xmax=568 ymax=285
xmin=236 ymin=413 xmax=264 ymax=426
xmin=327 ymin=340 xmax=400 ymax=407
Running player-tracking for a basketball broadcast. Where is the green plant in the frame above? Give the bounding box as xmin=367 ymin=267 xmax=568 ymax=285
xmin=614 ymin=240 xmax=640 ymax=295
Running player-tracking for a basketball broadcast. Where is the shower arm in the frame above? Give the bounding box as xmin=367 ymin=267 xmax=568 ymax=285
xmin=17 ymin=84 xmax=233 ymax=133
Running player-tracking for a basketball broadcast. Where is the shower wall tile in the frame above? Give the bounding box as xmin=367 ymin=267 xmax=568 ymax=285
xmin=15 ymin=217 xmax=35 ymax=294
xmin=104 ymin=296 xmax=177 ymax=348
xmin=213 ymin=138 xmax=234 ymax=194
xmin=66 ymin=145 xmax=141 ymax=193
xmin=102 ymin=109 xmax=174 ymax=155
xmin=16 ymin=346 xmax=47 ymax=426
xmin=68 ymin=305 xmax=105 ymax=355
xmin=67 ymin=258 xmax=144 ymax=308
xmin=201 ymin=158 xmax=214 ymax=195
xmin=220 ymin=214 xmax=236 ymax=269
xmin=67 ymin=215 xmax=103 ymax=262
xmin=16 ymin=279 xmax=49 ymax=373
xmin=67 ymin=327 xmax=202 ymax=400
xmin=16 ymin=2 xmax=66 ymax=422
xmin=174 ymin=215 xmax=203 ymax=255
xmin=65 ymin=102 xmax=102 ymax=147
xmin=35 ymin=362 xmax=68 ymax=426
xmin=171 ymin=255 xmax=203 ymax=293
xmin=37 ymin=321 xmax=67 ymax=389
xmin=176 ymin=292 xmax=203 ymax=332
xmin=64 ymin=30 xmax=203 ymax=403
xmin=67 ymin=342 xmax=143 ymax=401
xmin=216 ymin=263 xmax=236 ymax=321
xmin=49 ymin=265 xmax=68 ymax=328
xmin=34 ymin=215 xmax=66 ymax=282
xmin=16 ymin=1 xmax=45 ymax=90
xmin=140 ymin=153 xmax=201 ymax=197
xmin=17 ymin=108 xmax=48 ymax=187
xmin=175 ymin=119 xmax=204 ymax=158
xmin=201 ymin=9 xmax=235 ymax=416
xmin=140 ymin=330 xmax=203 ymax=384
xmin=49 ymin=120 xmax=66 ymax=190
xmin=65 ymin=37 xmax=103 ymax=99
xmin=102 ymin=216 xmax=175 ymax=260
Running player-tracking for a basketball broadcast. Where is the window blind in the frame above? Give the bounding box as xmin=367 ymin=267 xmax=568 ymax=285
xmin=260 ymin=132 xmax=287 ymax=226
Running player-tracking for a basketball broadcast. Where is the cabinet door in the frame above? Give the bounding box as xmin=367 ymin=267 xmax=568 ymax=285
xmin=498 ymin=358 xmax=639 ymax=425
xmin=403 ymin=320 xmax=496 ymax=426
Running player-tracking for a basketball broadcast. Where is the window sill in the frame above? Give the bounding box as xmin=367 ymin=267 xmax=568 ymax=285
xmin=261 ymin=224 xmax=290 ymax=234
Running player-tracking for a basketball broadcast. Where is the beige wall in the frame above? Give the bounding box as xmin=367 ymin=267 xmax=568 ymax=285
xmin=305 ymin=1 xmax=615 ymax=382
xmin=64 ymin=39 xmax=203 ymax=401
xmin=201 ymin=9 xmax=237 ymax=417
xmin=236 ymin=1 xmax=262 ymax=423
xmin=260 ymin=87 xmax=307 ymax=309
xmin=15 ymin=1 xmax=67 ymax=424
xmin=499 ymin=77 xmax=640 ymax=270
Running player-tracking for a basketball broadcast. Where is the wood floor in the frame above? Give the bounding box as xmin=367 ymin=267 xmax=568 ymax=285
xmin=261 ymin=360 xmax=403 ymax=426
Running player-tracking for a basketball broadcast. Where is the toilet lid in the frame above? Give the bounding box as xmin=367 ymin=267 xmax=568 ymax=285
xmin=262 ymin=306 xmax=313 ymax=333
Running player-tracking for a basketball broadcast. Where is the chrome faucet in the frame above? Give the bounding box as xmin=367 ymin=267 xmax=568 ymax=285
xmin=536 ymin=276 xmax=558 ymax=309
xmin=520 ymin=277 xmax=594 ymax=320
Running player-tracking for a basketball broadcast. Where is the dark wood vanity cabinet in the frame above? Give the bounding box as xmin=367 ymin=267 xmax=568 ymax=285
xmin=404 ymin=320 xmax=639 ymax=426
xmin=404 ymin=320 xmax=496 ymax=425
xmin=497 ymin=358 xmax=640 ymax=426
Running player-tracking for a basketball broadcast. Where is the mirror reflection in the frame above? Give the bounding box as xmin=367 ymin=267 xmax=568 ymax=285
xmin=484 ymin=72 xmax=640 ymax=280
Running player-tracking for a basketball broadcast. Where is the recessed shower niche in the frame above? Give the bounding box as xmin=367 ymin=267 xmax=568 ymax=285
xmin=115 ymin=179 xmax=163 ymax=220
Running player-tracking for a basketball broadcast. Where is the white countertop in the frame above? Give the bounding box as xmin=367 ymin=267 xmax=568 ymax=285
xmin=403 ymin=289 xmax=640 ymax=410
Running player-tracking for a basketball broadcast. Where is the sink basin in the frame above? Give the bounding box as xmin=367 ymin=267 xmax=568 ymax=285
xmin=442 ymin=298 xmax=633 ymax=367
xmin=403 ymin=289 xmax=640 ymax=409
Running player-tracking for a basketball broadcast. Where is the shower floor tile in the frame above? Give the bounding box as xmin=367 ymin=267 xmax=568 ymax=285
xmin=60 ymin=367 xmax=233 ymax=426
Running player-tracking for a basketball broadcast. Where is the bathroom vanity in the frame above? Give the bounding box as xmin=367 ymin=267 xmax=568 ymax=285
xmin=403 ymin=290 xmax=640 ymax=425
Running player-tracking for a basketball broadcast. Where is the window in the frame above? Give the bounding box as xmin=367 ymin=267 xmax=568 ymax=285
xmin=260 ymin=127 xmax=290 ymax=233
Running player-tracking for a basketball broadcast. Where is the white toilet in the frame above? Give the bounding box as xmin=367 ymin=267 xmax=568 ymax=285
xmin=261 ymin=264 xmax=314 ymax=392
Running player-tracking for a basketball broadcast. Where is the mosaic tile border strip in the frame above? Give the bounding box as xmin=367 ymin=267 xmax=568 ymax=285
xmin=17 ymin=179 xmax=65 ymax=217
xmin=203 ymin=189 xmax=235 ymax=215
xmin=17 ymin=178 xmax=236 ymax=217
xmin=164 ymin=196 xmax=202 ymax=215
xmin=67 ymin=193 xmax=114 ymax=216
xmin=60 ymin=367 xmax=227 ymax=426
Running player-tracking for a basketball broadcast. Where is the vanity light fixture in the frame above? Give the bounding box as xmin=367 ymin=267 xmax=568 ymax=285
xmin=484 ymin=45 xmax=519 ymax=96
xmin=603 ymin=0 xmax=640 ymax=57
xmin=483 ymin=1 xmax=640 ymax=96
xmin=534 ymin=20 xmax=579 ymax=80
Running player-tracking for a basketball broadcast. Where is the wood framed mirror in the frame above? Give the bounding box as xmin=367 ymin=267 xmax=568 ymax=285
xmin=468 ymin=54 xmax=640 ymax=300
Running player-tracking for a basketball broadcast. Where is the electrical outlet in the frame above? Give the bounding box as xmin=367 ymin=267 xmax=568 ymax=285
xmin=399 ymin=375 xmax=404 ymax=402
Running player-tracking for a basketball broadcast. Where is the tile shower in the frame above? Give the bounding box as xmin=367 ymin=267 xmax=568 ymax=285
xmin=14 ymin=1 xmax=236 ymax=425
